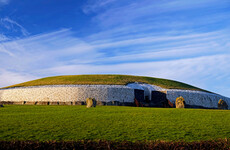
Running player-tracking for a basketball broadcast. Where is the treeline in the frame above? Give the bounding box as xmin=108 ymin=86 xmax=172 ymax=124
xmin=0 ymin=139 xmax=229 ymax=150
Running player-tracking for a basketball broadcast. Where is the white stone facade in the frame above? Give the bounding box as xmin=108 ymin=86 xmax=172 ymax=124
xmin=0 ymin=84 xmax=229 ymax=109
xmin=0 ymin=85 xmax=134 ymax=103
xmin=166 ymin=90 xmax=230 ymax=109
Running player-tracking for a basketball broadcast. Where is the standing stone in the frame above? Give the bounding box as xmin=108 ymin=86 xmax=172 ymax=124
xmin=93 ymin=99 xmax=97 ymax=107
xmin=86 ymin=98 xmax=96 ymax=108
xmin=176 ymin=96 xmax=185 ymax=108
xmin=218 ymin=99 xmax=228 ymax=110
xmin=75 ymin=101 xmax=85 ymax=105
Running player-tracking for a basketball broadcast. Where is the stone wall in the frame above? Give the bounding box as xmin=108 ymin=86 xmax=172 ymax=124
xmin=0 ymin=85 xmax=134 ymax=104
xmin=166 ymin=90 xmax=230 ymax=109
xmin=0 ymin=84 xmax=230 ymax=109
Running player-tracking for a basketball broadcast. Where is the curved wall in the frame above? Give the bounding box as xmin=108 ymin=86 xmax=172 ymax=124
xmin=128 ymin=83 xmax=230 ymax=109
xmin=0 ymin=85 xmax=134 ymax=104
xmin=0 ymin=84 xmax=229 ymax=109
xmin=166 ymin=90 xmax=230 ymax=109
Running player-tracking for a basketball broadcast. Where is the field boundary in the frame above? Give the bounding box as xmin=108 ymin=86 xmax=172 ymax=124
xmin=0 ymin=139 xmax=230 ymax=150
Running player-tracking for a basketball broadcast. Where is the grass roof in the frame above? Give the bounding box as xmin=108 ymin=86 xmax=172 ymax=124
xmin=1 ymin=74 xmax=209 ymax=92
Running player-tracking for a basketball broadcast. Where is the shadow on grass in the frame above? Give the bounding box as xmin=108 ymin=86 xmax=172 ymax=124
xmin=0 ymin=139 xmax=230 ymax=150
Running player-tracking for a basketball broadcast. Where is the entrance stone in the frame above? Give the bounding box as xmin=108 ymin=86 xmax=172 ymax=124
xmin=86 ymin=98 xmax=96 ymax=108
xmin=176 ymin=96 xmax=185 ymax=108
xmin=218 ymin=99 xmax=228 ymax=110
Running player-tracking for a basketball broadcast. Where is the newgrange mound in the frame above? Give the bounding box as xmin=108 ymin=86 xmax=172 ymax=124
xmin=0 ymin=74 xmax=229 ymax=109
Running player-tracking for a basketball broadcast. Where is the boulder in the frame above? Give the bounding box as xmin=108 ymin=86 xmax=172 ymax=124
xmin=58 ymin=102 xmax=66 ymax=105
xmin=218 ymin=99 xmax=228 ymax=110
xmin=96 ymin=101 xmax=106 ymax=106
xmin=75 ymin=101 xmax=85 ymax=105
xmin=107 ymin=101 xmax=120 ymax=106
xmin=176 ymin=96 xmax=185 ymax=108
xmin=50 ymin=102 xmax=59 ymax=105
xmin=36 ymin=102 xmax=49 ymax=105
xmin=0 ymin=101 xmax=13 ymax=105
xmin=65 ymin=102 xmax=73 ymax=105
xmin=112 ymin=101 xmax=120 ymax=106
xmin=86 ymin=98 xmax=96 ymax=108
xmin=25 ymin=101 xmax=36 ymax=105
xmin=14 ymin=101 xmax=25 ymax=105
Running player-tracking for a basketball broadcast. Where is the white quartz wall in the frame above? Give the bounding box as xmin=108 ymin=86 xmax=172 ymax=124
xmin=166 ymin=90 xmax=230 ymax=109
xmin=0 ymin=84 xmax=229 ymax=109
xmin=0 ymin=85 xmax=134 ymax=103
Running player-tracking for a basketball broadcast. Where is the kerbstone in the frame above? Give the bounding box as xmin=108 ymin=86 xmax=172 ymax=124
xmin=218 ymin=99 xmax=228 ymax=110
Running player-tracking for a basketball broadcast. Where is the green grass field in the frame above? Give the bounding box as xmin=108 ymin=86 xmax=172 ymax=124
xmin=0 ymin=105 xmax=229 ymax=142
xmin=1 ymin=75 xmax=209 ymax=92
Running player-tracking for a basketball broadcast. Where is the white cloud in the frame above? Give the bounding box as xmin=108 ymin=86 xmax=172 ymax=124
xmin=0 ymin=69 xmax=38 ymax=88
xmin=38 ymin=54 xmax=230 ymax=96
xmin=0 ymin=0 xmax=229 ymax=100
xmin=0 ymin=28 xmax=230 ymax=97
xmin=0 ymin=29 xmax=101 ymax=73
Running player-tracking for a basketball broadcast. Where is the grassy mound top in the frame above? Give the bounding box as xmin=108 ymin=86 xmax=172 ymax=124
xmin=2 ymin=74 xmax=207 ymax=92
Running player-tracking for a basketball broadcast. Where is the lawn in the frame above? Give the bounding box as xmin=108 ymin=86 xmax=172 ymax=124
xmin=1 ymin=75 xmax=208 ymax=92
xmin=0 ymin=105 xmax=229 ymax=142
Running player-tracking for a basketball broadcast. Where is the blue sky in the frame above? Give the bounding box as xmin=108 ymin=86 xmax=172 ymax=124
xmin=0 ymin=0 xmax=230 ymax=97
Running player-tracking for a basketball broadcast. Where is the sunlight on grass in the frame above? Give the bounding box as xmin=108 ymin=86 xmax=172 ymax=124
xmin=0 ymin=105 xmax=229 ymax=141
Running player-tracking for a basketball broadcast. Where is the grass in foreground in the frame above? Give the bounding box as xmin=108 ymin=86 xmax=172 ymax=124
xmin=1 ymin=75 xmax=208 ymax=92
xmin=0 ymin=105 xmax=229 ymax=142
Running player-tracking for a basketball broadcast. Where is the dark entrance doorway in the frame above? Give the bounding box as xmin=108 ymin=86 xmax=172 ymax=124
xmin=134 ymin=89 xmax=144 ymax=103
xmin=151 ymin=91 xmax=167 ymax=104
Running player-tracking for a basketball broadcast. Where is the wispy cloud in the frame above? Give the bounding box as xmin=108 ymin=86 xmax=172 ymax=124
xmin=40 ymin=53 xmax=230 ymax=96
xmin=0 ymin=29 xmax=101 ymax=74
xmin=0 ymin=69 xmax=37 ymax=87
xmin=88 ymin=0 xmax=230 ymax=27
xmin=0 ymin=28 xmax=230 ymax=97
xmin=0 ymin=0 xmax=230 ymax=98
xmin=82 ymin=0 xmax=117 ymax=14
xmin=0 ymin=17 xmax=29 ymax=37
xmin=0 ymin=34 xmax=9 ymax=42
xmin=83 ymin=29 xmax=230 ymax=65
